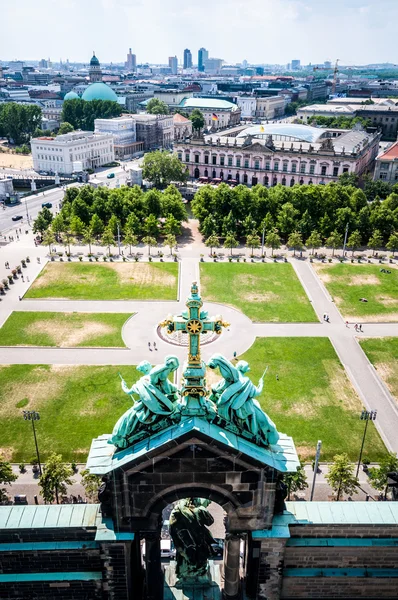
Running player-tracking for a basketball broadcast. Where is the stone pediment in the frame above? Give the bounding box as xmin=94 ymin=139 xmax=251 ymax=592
xmin=87 ymin=416 xmax=299 ymax=476
xmin=243 ymin=141 xmax=274 ymax=153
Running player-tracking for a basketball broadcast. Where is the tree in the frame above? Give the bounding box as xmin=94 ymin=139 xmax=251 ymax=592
xmin=80 ymin=469 xmax=101 ymax=502
xmin=142 ymin=235 xmax=157 ymax=256
xmin=90 ymin=213 xmax=104 ymax=237
xmin=142 ymin=150 xmax=188 ymax=189
xmin=70 ymin=215 xmax=85 ymax=236
xmin=61 ymin=98 xmax=122 ymax=130
xmin=265 ymin=230 xmax=281 ymax=257
xmin=33 ymin=207 xmax=53 ymax=234
xmin=224 ymin=233 xmax=239 ymax=256
xmin=101 ymin=228 xmax=114 ymax=256
xmin=205 ymin=233 xmax=220 ymax=256
xmin=386 ymin=232 xmax=398 ymax=256
xmin=326 ymin=453 xmax=359 ymax=501
xmin=39 ymin=453 xmax=74 ymax=504
xmin=287 ymin=231 xmax=304 ymax=256
xmin=163 ymin=214 xmax=181 ymax=236
xmin=368 ymin=229 xmax=383 ymax=256
xmin=57 ymin=122 xmax=74 ymax=135
xmin=347 ymin=230 xmax=362 ymax=256
xmin=144 ymin=214 xmax=159 ymax=238
xmin=325 ymin=230 xmax=343 ymax=257
xmin=0 ymin=455 xmax=17 ymax=503
xmin=306 ymin=230 xmax=322 ymax=255
xmin=367 ymin=452 xmax=398 ymax=499
xmin=42 ymin=229 xmax=56 ymax=253
xmin=243 ymin=214 xmax=256 ymax=236
xmin=277 ymin=202 xmax=299 ymax=239
xmin=51 ymin=214 xmax=66 ymax=237
xmin=164 ymin=234 xmax=177 ymax=256
xmin=123 ymin=230 xmax=138 ymax=255
xmin=190 ymin=108 xmax=205 ymax=133
xmin=0 ymin=102 xmax=41 ymax=144
xmin=284 ymin=462 xmax=308 ymax=500
xmin=82 ymin=227 xmax=95 ymax=254
xmin=246 ymin=233 xmax=261 ymax=255
xmin=146 ymin=98 xmax=169 ymax=115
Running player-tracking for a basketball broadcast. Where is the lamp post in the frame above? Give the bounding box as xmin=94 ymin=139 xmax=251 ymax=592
xmin=117 ymin=222 xmax=121 ymax=256
xmin=342 ymin=223 xmax=349 ymax=257
xmin=261 ymin=226 xmax=266 ymax=258
xmin=310 ymin=440 xmax=322 ymax=501
xmin=356 ymin=410 xmax=377 ymax=477
xmin=22 ymin=410 xmax=42 ymax=476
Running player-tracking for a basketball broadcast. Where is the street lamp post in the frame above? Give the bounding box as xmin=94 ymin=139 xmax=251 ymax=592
xmin=310 ymin=440 xmax=322 ymax=501
xmin=356 ymin=410 xmax=377 ymax=477
xmin=22 ymin=410 xmax=42 ymax=475
xmin=117 ymin=222 xmax=121 ymax=256
xmin=342 ymin=223 xmax=349 ymax=257
xmin=261 ymin=226 xmax=266 ymax=258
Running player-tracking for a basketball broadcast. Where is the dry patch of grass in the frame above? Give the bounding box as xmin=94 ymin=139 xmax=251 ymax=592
xmin=375 ymin=295 xmax=398 ymax=307
xmin=360 ymin=338 xmax=398 ymax=404
xmin=349 ymin=274 xmax=380 ymax=286
xmin=241 ymin=291 xmax=281 ymax=303
xmin=111 ymin=262 xmax=176 ymax=287
xmin=25 ymin=320 xmax=115 ymax=347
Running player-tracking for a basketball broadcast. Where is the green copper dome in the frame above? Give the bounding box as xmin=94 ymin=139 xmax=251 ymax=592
xmin=64 ymin=90 xmax=79 ymax=100
xmin=90 ymin=53 xmax=100 ymax=66
xmin=81 ymin=82 xmax=118 ymax=102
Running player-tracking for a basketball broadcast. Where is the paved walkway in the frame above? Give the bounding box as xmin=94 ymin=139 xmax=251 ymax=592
xmin=0 ymin=234 xmax=398 ymax=453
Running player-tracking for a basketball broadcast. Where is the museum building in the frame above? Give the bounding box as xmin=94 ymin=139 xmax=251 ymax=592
xmin=176 ymin=123 xmax=382 ymax=186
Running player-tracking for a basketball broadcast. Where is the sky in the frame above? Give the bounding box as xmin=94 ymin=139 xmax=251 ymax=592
xmin=1 ymin=0 xmax=397 ymax=66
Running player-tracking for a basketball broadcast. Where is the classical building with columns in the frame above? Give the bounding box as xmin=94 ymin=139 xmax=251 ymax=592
xmin=176 ymin=123 xmax=381 ymax=186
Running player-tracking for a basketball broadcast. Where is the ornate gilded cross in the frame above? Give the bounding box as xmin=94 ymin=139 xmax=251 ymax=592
xmin=160 ymin=282 xmax=229 ymax=403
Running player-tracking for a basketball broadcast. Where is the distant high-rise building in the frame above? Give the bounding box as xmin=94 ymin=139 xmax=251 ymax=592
xmin=168 ymin=56 xmax=178 ymax=75
xmin=125 ymin=48 xmax=137 ymax=71
xmin=291 ymin=59 xmax=301 ymax=70
xmin=89 ymin=52 xmax=102 ymax=82
xmin=183 ymin=48 xmax=192 ymax=69
xmin=39 ymin=59 xmax=48 ymax=69
xmin=198 ymin=47 xmax=208 ymax=72
xmin=324 ymin=60 xmax=332 ymax=69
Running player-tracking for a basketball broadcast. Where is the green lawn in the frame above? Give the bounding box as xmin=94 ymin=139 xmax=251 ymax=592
xmin=0 ymin=365 xmax=139 ymax=462
xmin=200 ymin=263 xmax=316 ymax=322
xmin=313 ymin=263 xmax=398 ymax=322
xmin=237 ymin=338 xmax=386 ymax=461
xmin=25 ymin=262 xmax=178 ymax=300
xmin=360 ymin=337 xmax=398 ymax=403
xmin=0 ymin=312 xmax=131 ymax=347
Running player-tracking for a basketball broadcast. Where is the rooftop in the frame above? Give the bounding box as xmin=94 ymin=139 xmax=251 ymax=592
xmin=378 ymin=140 xmax=398 ymax=160
xmin=237 ymin=123 xmax=325 ymax=143
xmin=179 ymin=97 xmax=239 ymax=111
xmin=173 ymin=113 xmax=191 ymax=123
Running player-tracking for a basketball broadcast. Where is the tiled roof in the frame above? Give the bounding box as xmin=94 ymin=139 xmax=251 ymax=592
xmin=379 ymin=141 xmax=398 ymax=160
xmin=173 ymin=113 xmax=190 ymax=123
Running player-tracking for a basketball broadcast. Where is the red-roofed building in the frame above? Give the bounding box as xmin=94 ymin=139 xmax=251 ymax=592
xmin=173 ymin=112 xmax=193 ymax=141
xmin=374 ymin=141 xmax=398 ymax=183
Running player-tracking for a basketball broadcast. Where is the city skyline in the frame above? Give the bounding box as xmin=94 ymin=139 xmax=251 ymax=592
xmin=2 ymin=0 xmax=398 ymax=66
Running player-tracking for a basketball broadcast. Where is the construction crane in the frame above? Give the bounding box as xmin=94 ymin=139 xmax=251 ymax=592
xmin=313 ymin=59 xmax=340 ymax=95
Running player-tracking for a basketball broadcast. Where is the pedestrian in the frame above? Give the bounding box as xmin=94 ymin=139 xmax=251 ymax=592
xmin=354 ymin=323 xmax=358 ymax=331
xmin=233 ymin=351 xmax=237 ymax=359
xmin=27 ymin=276 xmax=30 ymax=282
xmin=34 ymin=495 xmax=38 ymax=505
xmin=153 ymin=341 xmax=157 ymax=350
xmin=346 ymin=321 xmax=349 ymax=328
xmin=359 ymin=324 xmax=363 ymax=332
xmin=21 ymin=275 xmax=24 ymax=282
xmin=18 ymin=296 xmax=21 ymax=301
xmin=276 ymin=374 xmax=279 ymax=381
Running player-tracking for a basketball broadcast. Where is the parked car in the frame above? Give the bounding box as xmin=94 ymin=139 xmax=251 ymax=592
xmin=12 ymin=215 xmax=23 ymax=221
xmin=107 ymin=173 xmax=115 ymax=179
xmin=41 ymin=202 xmax=52 ymax=209
xmin=14 ymin=495 xmax=28 ymax=505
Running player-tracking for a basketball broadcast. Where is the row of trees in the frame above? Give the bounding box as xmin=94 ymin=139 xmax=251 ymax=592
xmin=33 ymin=184 xmax=188 ymax=250
xmin=0 ymin=103 xmax=42 ymax=145
xmin=305 ymin=115 xmax=372 ymax=129
xmin=61 ymin=99 xmax=122 ymax=131
xmin=191 ymin=180 xmax=398 ymax=245
xmin=146 ymin=99 xmax=205 ymax=133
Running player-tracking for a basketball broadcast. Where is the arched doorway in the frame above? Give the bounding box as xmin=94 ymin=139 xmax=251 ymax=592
xmin=236 ymin=173 xmax=240 ymax=183
xmin=252 ymin=176 xmax=258 ymax=185
xmin=220 ymin=171 xmax=224 ymax=180
xmin=212 ymin=170 xmax=216 ymax=179
xmin=194 ymin=167 xmax=200 ymax=179
xmin=264 ymin=175 xmax=269 ymax=186
xmin=204 ymin=169 xmax=208 ymax=178
xmin=273 ymin=177 xmax=277 ymax=186
xmin=281 ymin=177 xmax=286 ymax=186
xmin=290 ymin=178 xmax=295 ymax=187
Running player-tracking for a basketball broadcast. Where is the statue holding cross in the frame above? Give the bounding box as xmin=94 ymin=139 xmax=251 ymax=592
xmin=160 ymin=282 xmax=229 ymax=413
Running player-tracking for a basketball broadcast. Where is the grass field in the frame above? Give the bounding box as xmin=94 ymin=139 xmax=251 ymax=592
xmin=236 ymin=338 xmax=386 ymax=461
xmin=313 ymin=263 xmax=398 ymax=322
xmin=0 ymin=365 xmax=139 ymax=462
xmin=25 ymin=262 xmax=178 ymax=300
xmin=360 ymin=337 xmax=398 ymax=403
xmin=200 ymin=263 xmax=316 ymax=322
xmin=0 ymin=312 xmax=131 ymax=347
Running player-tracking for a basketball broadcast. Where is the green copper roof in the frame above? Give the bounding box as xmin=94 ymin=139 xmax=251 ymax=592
xmin=90 ymin=54 xmax=100 ymax=66
xmin=82 ymin=82 xmax=118 ymax=102
xmin=86 ymin=416 xmax=299 ymax=475
xmin=64 ymin=90 xmax=79 ymax=100
xmin=179 ymin=97 xmax=239 ymax=111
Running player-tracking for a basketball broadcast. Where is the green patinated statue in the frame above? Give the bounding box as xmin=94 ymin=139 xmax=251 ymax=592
xmin=208 ymin=354 xmax=280 ymax=446
xmin=169 ymin=498 xmax=216 ymax=581
xmin=109 ymin=356 xmax=180 ymax=449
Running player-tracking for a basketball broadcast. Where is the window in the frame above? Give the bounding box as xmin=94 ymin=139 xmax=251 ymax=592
xmin=274 ymin=162 xmax=279 ymax=171
xmin=254 ymin=160 xmax=260 ymax=170
xmin=282 ymin=177 xmax=286 ymax=186
xmin=333 ymin=166 xmax=339 ymax=177
xmin=236 ymin=158 xmax=241 ymax=167
xmin=265 ymin=161 xmax=270 ymax=171
xmin=321 ymin=165 xmax=327 ymax=176
xmin=243 ymin=174 xmax=248 ymax=183
xmin=228 ymin=156 xmax=233 ymax=166
xmin=204 ymin=155 xmax=209 ymax=164
xmin=309 ymin=164 xmax=315 ymax=174
xmin=283 ymin=162 xmax=288 ymax=172
xmin=220 ymin=156 xmax=225 ymax=166
xmin=244 ymin=159 xmax=249 ymax=168
xmin=292 ymin=163 xmax=297 ymax=173
xmin=343 ymin=166 xmax=349 ymax=173
xmin=380 ymin=172 xmax=387 ymax=180
xmin=178 ymin=153 xmax=182 ymax=160
xmin=185 ymin=154 xmax=190 ymax=162
xmin=212 ymin=155 xmax=217 ymax=165
xmin=300 ymin=163 xmax=306 ymax=173
xmin=194 ymin=155 xmax=199 ymax=164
